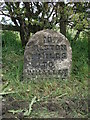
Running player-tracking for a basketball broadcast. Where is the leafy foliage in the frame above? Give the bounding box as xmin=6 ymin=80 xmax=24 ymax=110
xmin=1 ymin=2 xmax=89 ymax=45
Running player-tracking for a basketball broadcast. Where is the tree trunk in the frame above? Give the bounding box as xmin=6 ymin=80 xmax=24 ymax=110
xmin=20 ymin=22 xmax=30 ymax=46
xmin=60 ymin=20 xmax=66 ymax=37
xmin=59 ymin=2 xmax=67 ymax=37
xmin=20 ymin=29 xmax=30 ymax=46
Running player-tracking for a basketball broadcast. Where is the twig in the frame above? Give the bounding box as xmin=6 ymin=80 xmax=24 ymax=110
xmin=0 ymin=91 xmax=16 ymax=96
xmin=24 ymin=96 xmax=36 ymax=116
xmin=55 ymin=93 xmax=68 ymax=99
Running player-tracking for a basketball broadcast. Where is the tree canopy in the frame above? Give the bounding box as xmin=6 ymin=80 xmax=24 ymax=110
xmin=0 ymin=2 xmax=89 ymax=46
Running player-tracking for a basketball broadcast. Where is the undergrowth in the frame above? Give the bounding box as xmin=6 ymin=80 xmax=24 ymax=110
xmin=2 ymin=30 xmax=88 ymax=118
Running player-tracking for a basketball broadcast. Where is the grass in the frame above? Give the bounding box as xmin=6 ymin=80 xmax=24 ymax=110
xmin=2 ymin=30 xmax=88 ymax=118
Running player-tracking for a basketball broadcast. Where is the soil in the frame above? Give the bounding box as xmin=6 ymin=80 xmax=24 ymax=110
xmin=2 ymin=96 xmax=88 ymax=119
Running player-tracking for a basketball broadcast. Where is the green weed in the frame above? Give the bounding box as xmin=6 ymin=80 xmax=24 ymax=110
xmin=2 ymin=30 xmax=88 ymax=118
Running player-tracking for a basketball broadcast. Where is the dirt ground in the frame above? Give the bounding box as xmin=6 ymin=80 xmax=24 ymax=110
xmin=2 ymin=96 xmax=88 ymax=119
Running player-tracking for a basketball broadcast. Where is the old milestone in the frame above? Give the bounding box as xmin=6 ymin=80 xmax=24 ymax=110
xmin=23 ymin=29 xmax=72 ymax=80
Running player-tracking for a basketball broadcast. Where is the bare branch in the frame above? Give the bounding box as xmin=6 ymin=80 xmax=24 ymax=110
xmin=1 ymin=24 xmax=20 ymax=31
xmin=47 ymin=4 xmax=54 ymax=19
xmin=0 ymin=10 xmax=11 ymax=17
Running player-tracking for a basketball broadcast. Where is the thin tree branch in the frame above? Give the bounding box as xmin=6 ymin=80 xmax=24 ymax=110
xmin=0 ymin=10 xmax=11 ymax=17
xmin=1 ymin=24 xmax=20 ymax=31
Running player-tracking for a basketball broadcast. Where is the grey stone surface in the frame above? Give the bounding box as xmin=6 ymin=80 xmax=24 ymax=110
xmin=23 ymin=29 xmax=72 ymax=80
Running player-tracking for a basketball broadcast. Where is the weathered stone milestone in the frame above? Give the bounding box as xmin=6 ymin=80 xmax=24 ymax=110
xmin=23 ymin=29 xmax=72 ymax=80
